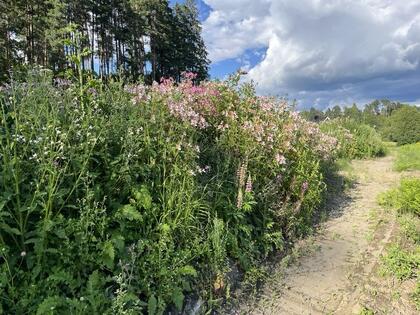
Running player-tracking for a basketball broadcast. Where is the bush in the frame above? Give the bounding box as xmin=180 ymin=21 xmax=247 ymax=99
xmin=0 ymin=71 xmax=338 ymax=313
xmin=320 ymin=118 xmax=386 ymax=159
xmin=384 ymin=106 xmax=420 ymax=145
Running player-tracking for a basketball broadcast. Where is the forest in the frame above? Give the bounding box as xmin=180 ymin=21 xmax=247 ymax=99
xmin=0 ymin=0 xmax=209 ymax=83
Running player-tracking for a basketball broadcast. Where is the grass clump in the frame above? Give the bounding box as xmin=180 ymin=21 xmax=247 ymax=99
xmin=394 ymin=143 xmax=420 ymax=172
xmin=359 ymin=306 xmax=375 ymax=315
xmin=320 ymin=118 xmax=386 ymax=159
xmin=380 ymin=244 xmax=419 ymax=280
xmin=0 ymin=71 xmax=340 ymax=313
xmin=379 ymin=178 xmax=420 ymax=216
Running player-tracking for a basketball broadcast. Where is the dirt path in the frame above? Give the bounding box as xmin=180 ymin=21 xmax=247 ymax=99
xmin=240 ymin=156 xmax=417 ymax=314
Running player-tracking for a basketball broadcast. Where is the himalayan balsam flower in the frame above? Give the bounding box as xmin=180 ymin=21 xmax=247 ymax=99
xmin=275 ymin=153 xmax=286 ymax=165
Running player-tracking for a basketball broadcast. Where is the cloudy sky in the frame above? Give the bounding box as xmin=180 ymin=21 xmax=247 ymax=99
xmin=175 ymin=0 xmax=420 ymax=109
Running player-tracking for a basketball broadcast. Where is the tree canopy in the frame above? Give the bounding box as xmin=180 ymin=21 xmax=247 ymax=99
xmin=0 ymin=0 xmax=210 ymax=82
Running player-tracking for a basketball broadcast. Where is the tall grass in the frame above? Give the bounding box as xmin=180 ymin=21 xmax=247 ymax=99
xmin=378 ymin=178 xmax=420 ymax=216
xmin=394 ymin=143 xmax=420 ymax=172
xmin=0 ymin=71 xmax=340 ymax=313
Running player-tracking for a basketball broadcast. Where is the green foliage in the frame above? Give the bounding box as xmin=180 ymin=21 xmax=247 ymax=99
xmin=379 ymin=178 xmax=420 ymax=216
xmin=397 ymin=214 xmax=420 ymax=244
xmin=0 ymin=0 xmax=209 ymax=83
xmin=0 ymin=71 xmax=337 ymax=313
xmin=380 ymin=245 xmax=419 ymax=280
xmin=302 ymin=100 xmax=420 ymax=147
xmin=384 ymin=106 xmax=420 ymax=145
xmin=413 ymin=282 xmax=420 ymax=310
xmin=379 ymin=176 xmax=420 ymax=308
xmin=359 ymin=306 xmax=375 ymax=315
xmin=320 ymin=118 xmax=386 ymax=159
xmin=394 ymin=143 xmax=420 ymax=171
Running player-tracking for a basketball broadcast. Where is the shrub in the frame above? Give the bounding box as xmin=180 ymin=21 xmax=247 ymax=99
xmin=384 ymin=106 xmax=420 ymax=145
xmin=0 ymin=71 xmax=338 ymax=313
xmin=320 ymin=118 xmax=386 ymax=159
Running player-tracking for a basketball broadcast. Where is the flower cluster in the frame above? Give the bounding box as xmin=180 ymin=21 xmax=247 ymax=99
xmin=127 ymin=73 xmax=339 ymax=164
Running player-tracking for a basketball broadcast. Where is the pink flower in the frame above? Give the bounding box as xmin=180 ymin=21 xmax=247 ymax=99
xmin=302 ymin=181 xmax=309 ymax=193
xmin=275 ymin=153 xmax=286 ymax=165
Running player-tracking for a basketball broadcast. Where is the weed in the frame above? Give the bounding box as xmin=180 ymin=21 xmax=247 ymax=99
xmin=359 ymin=306 xmax=375 ymax=315
xmin=380 ymin=244 xmax=418 ymax=280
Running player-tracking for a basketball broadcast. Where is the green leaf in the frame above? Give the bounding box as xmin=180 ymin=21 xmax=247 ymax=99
xmin=101 ymin=241 xmax=115 ymax=269
xmin=171 ymin=287 xmax=184 ymax=312
xmin=0 ymin=222 xmax=21 ymax=236
xmin=133 ymin=186 xmax=152 ymax=210
xmin=178 ymin=265 xmax=197 ymax=277
xmin=116 ymin=204 xmax=142 ymax=222
xmin=111 ymin=234 xmax=125 ymax=253
xmin=148 ymin=295 xmax=157 ymax=315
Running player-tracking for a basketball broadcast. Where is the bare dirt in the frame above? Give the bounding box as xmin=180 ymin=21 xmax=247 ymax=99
xmin=238 ymin=156 xmax=418 ymax=315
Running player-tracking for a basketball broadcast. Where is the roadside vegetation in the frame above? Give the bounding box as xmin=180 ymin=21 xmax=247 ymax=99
xmin=320 ymin=118 xmax=386 ymax=159
xmin=0 ymin=69 xmax=352 ymax=314
xmin=0 ymin=61 xmax=395 ymax=313
xmin=394 ymin=143 xmax=420 ymax=172
xmin=302 ymin=99 xmax=420 ymax=147
xmin=378 ymin=144 xmax=420 ymax=310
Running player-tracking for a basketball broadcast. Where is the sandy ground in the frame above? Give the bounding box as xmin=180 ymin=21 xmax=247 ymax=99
xmin=238 ymin=156 xmax=418 ymax=315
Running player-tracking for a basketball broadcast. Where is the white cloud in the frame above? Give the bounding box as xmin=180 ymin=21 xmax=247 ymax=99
xmin=202 ymin=0 xmax=420 ymax=109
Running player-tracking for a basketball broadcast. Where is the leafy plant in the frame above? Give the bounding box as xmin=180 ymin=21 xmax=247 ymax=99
xmin=0 ymin=70 xmax=340 ymax=313
xmin=320 ymin=118 xmax=385 ymax=159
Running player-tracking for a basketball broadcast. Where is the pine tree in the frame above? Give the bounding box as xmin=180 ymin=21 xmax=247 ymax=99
xmin=174 ymin=0 xmax=209 ymax=82
xmin=0 ymin=0 xmax=209 ymax=83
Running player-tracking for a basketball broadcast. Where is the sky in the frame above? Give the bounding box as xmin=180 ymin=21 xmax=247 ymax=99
xmin=172 ymin=0 xmax=420 ymax=110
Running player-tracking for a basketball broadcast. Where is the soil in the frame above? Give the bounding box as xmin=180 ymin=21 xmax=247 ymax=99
xmin=236 ymin=156 xmax=419 ymax=315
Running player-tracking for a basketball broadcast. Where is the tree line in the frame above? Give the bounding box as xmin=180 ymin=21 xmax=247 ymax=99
xmin=301 ymin=99 xmax=420 ymax=145
xmin=0 ymin=0 xmax=209 ymax=83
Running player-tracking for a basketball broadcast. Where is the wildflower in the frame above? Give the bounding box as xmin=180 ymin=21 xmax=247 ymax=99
xmin=275 ymin=153 xmax=286 ymax=165
xmin=181 ymin=71 xmax=198 ymax=81
xmin=236 ymin=162 xmax=247 ymax=188
xmin=302 ymin=181 xmax=309 ymax=193
xmin=245 ymin=175 xmax=252 ymax=193
xmin=20 ymin=251 xmax=26 ymax=257
xmin=197 ymin=165 xmax=210 ymax=174
xmin=237 ymin=190 xmax=243 ymax=209
xmin=87 ymin=87 xmax=97 ymax=96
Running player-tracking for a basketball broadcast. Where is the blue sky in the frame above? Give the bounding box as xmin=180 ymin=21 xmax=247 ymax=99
xmin=171 ymin=0 xmax=420 ymax=109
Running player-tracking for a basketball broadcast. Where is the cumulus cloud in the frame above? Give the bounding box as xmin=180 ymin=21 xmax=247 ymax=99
xmin=202 ymin=0 xmax=420 ymax=109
